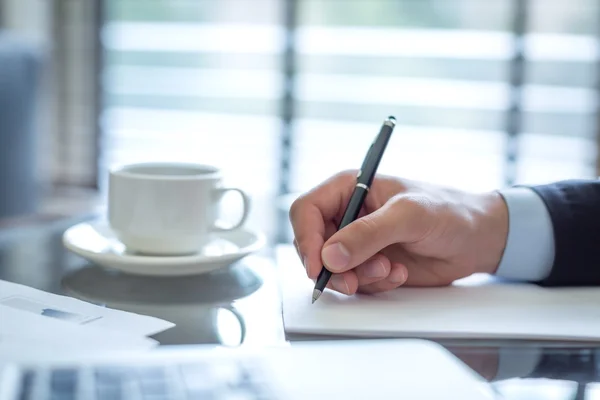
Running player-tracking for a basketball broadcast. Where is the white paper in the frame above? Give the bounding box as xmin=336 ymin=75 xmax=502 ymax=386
xmin=0 ymin=306 xmax=157 ymax=362
xmin=279 ymin=246 xmax=600 ymax=341
xmin=0 ymin=280 xmax=174 ymax=337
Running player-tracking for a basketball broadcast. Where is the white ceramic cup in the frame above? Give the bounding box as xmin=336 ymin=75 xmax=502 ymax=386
xmin=108 ymin=162 xmax=250 ymax=255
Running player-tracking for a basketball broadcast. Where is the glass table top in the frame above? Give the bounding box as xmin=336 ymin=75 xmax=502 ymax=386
xmin=2 ymin=214 xmax=600 ymax=399
xmin=0 ymin=214 xmax=285 ymax=348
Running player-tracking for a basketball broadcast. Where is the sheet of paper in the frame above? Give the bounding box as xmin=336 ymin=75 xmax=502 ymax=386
xmin=278 ymin=246 xmax=600 ymax=341
xmin=0 ymin=280 xmax=174 ymax=337
xmin=0 ymin=306 xmax=157 ymax=362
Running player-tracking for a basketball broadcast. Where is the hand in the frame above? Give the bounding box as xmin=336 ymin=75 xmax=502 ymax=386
xmin=444 ymin=346 xmax=500 ymax=382
xmin=289 ymin=171 xmax=508 ymax=295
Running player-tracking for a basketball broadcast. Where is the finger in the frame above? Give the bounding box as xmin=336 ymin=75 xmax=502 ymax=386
xmin=305 ymin=218 xmax=357 ymax=280
xmin=290 ymin=173 xmax=356 ymax=278
xmin=327 ymin=271 xmax=358 ymax=295
xmin=358 ymin=263 xmax=408 ymax=294
xmin=302 ymin=215 xmax=371 ymax=281
xmin=290 ymin=203 xmax=325 ymax=279
xmin=293 ymin=221 xmax=337 ymax=279
xmin=321 ymin=196 xmax=429 ymax=273
xmin=299 ymin=221 xmax=338 ymax=279
xmin=324 ymin=220 xmax=338 ymax=242
xmin=402 ymin=258 xmax=456 ymax=287
xmin=354 ymin=254 xmax=391 ymax=287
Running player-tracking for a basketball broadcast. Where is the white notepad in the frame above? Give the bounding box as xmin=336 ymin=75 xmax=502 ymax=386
xmin=278 ymin=246 xmax=600 ymax=341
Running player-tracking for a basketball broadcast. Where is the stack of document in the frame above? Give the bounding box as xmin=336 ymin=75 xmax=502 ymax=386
xmin=0 ymin=280 xmax=175 ymax=361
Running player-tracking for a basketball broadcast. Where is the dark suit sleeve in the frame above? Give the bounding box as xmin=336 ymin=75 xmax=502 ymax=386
xmin=526 ymin=350 xmax=598 ymax=383
xmin=529 ymin=179 xmax=600 ymax=286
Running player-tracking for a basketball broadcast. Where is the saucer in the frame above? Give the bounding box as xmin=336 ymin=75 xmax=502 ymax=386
xmin=62 ymin=220 xmax=266 ymax=276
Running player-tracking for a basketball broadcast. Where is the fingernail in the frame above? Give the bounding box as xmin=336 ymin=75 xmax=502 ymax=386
xmin=389 ymin=267 xmax=407 ymax=284
xmin=331 ymin=274 xmax=350 ymax=294
xmin=364 ymin=259 xmax=387 ymax=278
xmin=322 ymin=243 xmax=351 ymax=271
xmin=303 ymin=256 xmax=308 ymax=272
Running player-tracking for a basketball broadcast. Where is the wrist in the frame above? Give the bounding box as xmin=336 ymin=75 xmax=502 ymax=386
xmin=474 ymin=191 xmax=509 ymax=275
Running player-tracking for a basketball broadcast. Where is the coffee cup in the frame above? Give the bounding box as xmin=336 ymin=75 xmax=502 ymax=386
xmin=108 ymin=162 xmax=250 ymax=255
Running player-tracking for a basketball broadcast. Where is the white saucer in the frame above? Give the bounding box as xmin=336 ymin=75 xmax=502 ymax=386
xmin=62 ymin=220 xmax=266 ymax=276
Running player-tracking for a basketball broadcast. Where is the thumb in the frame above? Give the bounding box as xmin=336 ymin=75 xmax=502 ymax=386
xmin=321 ymin=197 xmax=428 ymax=273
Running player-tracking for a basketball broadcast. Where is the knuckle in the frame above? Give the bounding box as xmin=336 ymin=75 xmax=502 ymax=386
xmin=354 ymin=215 xmax=380 ymax=239
xmin=392 ymin=193 xmax=428 ymax=211
xmin=396 ymin=193 xmax=439 ymax=219
xmin=333 ymin=169 xmax=359 ymax=185
xmin=288 ymin=195 xmax=306 ymax=221
xmin=387 ymin=194 xmax=437 ymax=240
xmin=337 ymin=169 xmax=358 ymax=178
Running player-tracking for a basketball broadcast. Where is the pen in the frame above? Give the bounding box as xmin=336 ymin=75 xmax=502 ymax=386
xmin=312 ymin=116 xmax=396 ymax=304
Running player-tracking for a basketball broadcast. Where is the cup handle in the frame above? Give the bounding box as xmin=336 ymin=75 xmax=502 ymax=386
xmin=220 ymin=305 xmax=247 ymax=346
xmin=213 ymin=187 xmax=251 ymax=232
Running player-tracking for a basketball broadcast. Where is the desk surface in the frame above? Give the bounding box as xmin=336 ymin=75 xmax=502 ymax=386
xmin=2 ymin=215 xmax=600 ymax=399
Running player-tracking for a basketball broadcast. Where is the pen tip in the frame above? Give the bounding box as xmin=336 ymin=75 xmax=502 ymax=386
xmin=312 ymin=289 xmax=322 ymax=304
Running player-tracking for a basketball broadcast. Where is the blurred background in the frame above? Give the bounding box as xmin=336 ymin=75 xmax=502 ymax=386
xmin=0 ymin=0 xmax=598 ymax=245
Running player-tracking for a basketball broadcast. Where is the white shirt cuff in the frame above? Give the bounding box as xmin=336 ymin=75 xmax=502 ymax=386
xmin=495 ymin=187 xmax=555 ymax=281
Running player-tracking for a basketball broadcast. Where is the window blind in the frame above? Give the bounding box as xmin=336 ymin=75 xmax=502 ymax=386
xmin=50 ymin=0 xmax=102 ymax=188
xmin=291 ymin=0 xmax=597 ymax=189
xmin=0 ymin=0 xmax=101 ymax=190
xmin=101 ymin=0 xmax=283 ymax=241
xmin=100 ymin=0 xmax=600 ymax=244
xmin=286 ymin=0 xmax=598 ymax=240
